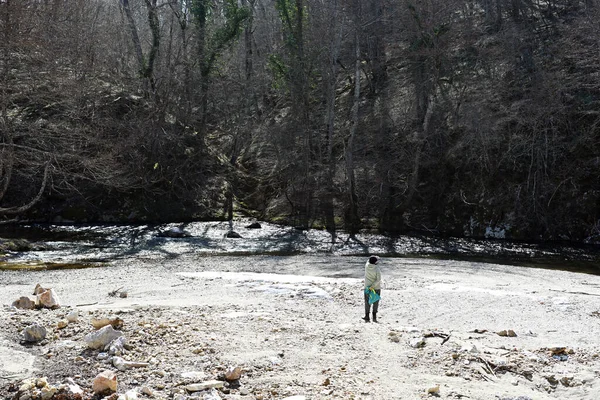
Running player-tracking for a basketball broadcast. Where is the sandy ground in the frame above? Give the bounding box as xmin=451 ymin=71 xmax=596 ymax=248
xmin=1 ymin=254 xmax=600 ymax=399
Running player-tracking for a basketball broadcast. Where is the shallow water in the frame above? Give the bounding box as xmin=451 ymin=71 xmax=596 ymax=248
xmin=1 ymin=220 xmax=599 ymax=274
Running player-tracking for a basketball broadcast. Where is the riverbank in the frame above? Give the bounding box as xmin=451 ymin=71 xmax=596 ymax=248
xmin=1 ymin=253 xmax=600 ymax=399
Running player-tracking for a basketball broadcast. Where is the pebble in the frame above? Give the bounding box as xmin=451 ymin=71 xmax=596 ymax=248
xmin=66 ymin=310 xmax=79 ymax=322
xmin=141 ymin=386 xmax=155 ymax=397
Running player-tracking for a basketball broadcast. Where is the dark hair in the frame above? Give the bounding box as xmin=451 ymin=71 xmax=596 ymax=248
xmin=369 ymin=255 xmax=379 ymax=264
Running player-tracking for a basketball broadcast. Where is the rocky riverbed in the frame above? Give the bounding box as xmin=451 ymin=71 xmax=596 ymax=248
xmin=1 ymin=250 xmax=600 ymax=400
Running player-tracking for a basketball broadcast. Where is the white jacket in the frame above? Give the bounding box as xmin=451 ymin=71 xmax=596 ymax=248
xmin=364 ymin=261 xmax=382 ymax=290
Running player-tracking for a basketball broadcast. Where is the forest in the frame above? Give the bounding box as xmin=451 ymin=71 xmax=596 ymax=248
xmin=0 ymin=0 xmax=599 ymax=243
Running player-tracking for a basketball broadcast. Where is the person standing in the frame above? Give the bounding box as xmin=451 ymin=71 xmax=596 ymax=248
xmin=363 ymin=255 xmax=382 ymax=323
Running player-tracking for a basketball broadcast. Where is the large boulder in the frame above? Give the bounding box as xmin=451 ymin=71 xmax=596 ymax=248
xmin=36 ymin=288 xmax=61 ymax=309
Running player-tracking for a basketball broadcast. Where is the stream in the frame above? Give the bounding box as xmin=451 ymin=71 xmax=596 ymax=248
xmin=1 ymin=220 xmax=599 ymax=274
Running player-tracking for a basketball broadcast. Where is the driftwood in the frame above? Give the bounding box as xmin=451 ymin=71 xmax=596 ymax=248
xmin=76 ymin=302 xmax=98 ymax=307
xmin=424 ymin=331 xmax=451 ymax=345
xmin=549 ymin=289 xmax=600 ymax=297
xmin=108 ymin=286 xmax=124 ymax=297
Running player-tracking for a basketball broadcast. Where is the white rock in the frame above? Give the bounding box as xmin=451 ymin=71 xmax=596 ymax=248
xmin=33 ymin=284 xmax=47 ymax=295
xmin=22 ymin=324 xmax=47 ymax=342
xmin=181 ymin=371 xmax=207 ymax=381
xmin=460 ymin=344 xmax=479 ymax=354
xmin=66 ymin=382 xmax=83 ymax=395
xmin=66 ymin=310 xmax=79 ymax=323
xmin=108 ymin=336 xmax=128 ymax=355
xmin=19 ymin=378 xmax=37 ymax=392
xmin=84 ymin=325 xmax=123 ymax=349
xmin=117 ymin=389 xmax=138 ymax=400
xmin=92 ymin=370 xmax=117 ymax=394
xmin=409 ymin=337 xmax=426 ymax=348
xmin=113 ymin=356 xmax=127 ymax=371
xmin=185 ymin=380 xmax=224 ymax=392
xmin=203 ymin=388 xmax=222 ymax=400
xmin=40 ymin=386 xmax=57 ymax=400
xmin=36 ymin=289 xmax=61 ymax=309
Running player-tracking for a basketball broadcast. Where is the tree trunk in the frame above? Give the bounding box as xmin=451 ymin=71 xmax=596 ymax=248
xmin=121 ymin=0 xmax=144 ymax=76
xmin=0 ymin=0 xmax=13 ymax=202
xmin=324 ymin=0 xmax=342 ymax=236
xmin=346 ymin=19 xmax=361 ymax=234
xmin=143 ymin=0 xmax=160 ymax=94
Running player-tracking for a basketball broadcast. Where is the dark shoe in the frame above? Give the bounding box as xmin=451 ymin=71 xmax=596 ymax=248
xmin=372 ymin=313 xmax=378 ymax=323
xmin=362 ymin=316 xmax=370 ymax=323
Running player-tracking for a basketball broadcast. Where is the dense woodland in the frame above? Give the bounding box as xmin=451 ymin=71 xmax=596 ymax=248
xmin=0 ymin=0 xmax=599 ymax=242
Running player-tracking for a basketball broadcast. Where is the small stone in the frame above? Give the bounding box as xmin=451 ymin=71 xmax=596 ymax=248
xmin=113 ymin=356 xmax=127 ymax=371
xmin=141 ymin=386 xmax=155 ymax=397
xmin=66 ymin=310 xmax=79 ymax=323
xmin=91 ymin=317 xmax=124 ymax=330
xmin=12 ymin=297 xmax=36 ymax=310
xmin=84 ymin=325 xmax=124 ymax=349
xmin=108 ymin=336 xmax=128 ymax=356
xmin=19 ymin=378 xmax=36 ymax=392
xmin=460 ymin=344 xmax=479 ymax=354
xmin=202 ymin=389 xmax=222 ymax=400
xmin=225 ymin=366 xmax=242 ymax=382
xmin=35 ymin=377 xmax=48 ymax=388
xmin=427 ymin=385 xmax=440 ymax=394
xmin=57 ymin=320 xmax=68 ymax=329
xmin=65 ymin=380 xmax=83 ymax=395
xmin=185 ymin=380 xmax=224 ymax=392
xmin=117 ymin=389 xmax=138 ymax=400
xmin=92 ymin=370 xmax=118 ymax=394
xmin=22 ymin=324 xmax=47 ymax=342
xmin=40 ymin=386 xmax=57 ymax=400
xmin=409 ymin=337 xmax=426 ymax=348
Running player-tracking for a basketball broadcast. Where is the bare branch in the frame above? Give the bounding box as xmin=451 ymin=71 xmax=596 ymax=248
xmin=0 ymin=161 xmax=50 ymax=215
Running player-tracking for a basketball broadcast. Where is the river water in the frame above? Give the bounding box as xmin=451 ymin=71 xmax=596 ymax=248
xmin=1 ymin=220 xmax=599 ymax=274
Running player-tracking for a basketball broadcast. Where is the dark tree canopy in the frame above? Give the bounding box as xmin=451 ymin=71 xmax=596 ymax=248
xmin=0 ymin=0 xmax=599 ymax=242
